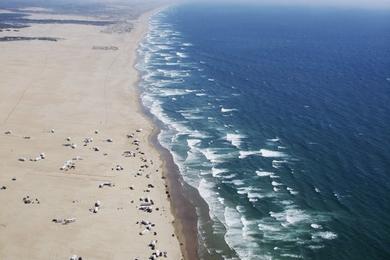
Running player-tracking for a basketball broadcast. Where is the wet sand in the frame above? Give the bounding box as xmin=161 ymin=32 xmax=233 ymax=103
xmin=0 ymin=6 xmax=185 ymax=260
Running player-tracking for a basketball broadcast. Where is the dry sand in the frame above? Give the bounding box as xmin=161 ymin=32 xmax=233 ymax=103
xmin=0 ymin=7 xmax=183 ymax=260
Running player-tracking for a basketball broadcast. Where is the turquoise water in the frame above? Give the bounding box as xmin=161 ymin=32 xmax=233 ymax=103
xmin=138 ymin=3 xmax=390 ymax=259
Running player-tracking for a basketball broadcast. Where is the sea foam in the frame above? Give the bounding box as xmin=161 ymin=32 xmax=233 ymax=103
xmin=226 ymin=133 xmax=245 ymax=149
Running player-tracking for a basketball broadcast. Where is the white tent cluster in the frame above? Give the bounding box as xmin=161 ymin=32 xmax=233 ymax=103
xmin=91 ymin=200 xmax=101 ymax=214
xmin=98 ymin=182 xmax=114 ymax=188
xmin=52 ymin=217 xmax=76 ymax=225
xmin=5 ymin=126 xmax=177 ymax=259
xmin=18 ymin=153 xmax=45 ymax=162
xmin=60 ymin=160 xmax=76 ymax=171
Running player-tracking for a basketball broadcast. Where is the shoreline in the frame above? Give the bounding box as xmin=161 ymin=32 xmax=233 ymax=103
xmin=133 ymin=6 xmax=238 ymax=260
xmin=132 ymin=5 xmax=201 ymax=260
xmin=133 ymin=6 xmax=201 ymax=260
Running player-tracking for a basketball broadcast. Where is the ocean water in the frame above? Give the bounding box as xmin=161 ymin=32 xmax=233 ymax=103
xmin=137 ymin=3 xmax=390 ymax=259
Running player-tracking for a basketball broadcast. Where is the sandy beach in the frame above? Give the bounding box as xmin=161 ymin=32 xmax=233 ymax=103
xmin=0 ymin=4 xmax=184 ymax=260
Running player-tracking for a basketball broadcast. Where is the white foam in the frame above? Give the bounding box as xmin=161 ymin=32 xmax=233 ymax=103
xmin=285 ymin=210 xmax=310 ymax=225
xmin=237 ymin=187 xmax=251 ymax=195
xmin=200 ymin=149 xmax=219 ymax=163
xmin=155 ymin=44 xmax=173 ymax=50
xmin=157 ymin=88 xmax=189 ymax=97
xmin=271 ymin=181 xmax=283 ymax=186
xmin=232 ymin=179 xmax=245 ymax=186
xmin=164 ymin=56 xmax=175 ymax=61
xmin=310 ymin=223 xmax=322 ymax=229
xmin=223 ymin=207 xmax=261 ymax=259
xmin=280 ymin=254 xmax=302 ymax=259
xmin=226 ymin=133 xmax=245 ymax=149
xmin=260 ymin=149 xmax=287 ymax=158
xmin=217 ymin=197 xmax=225 ymax=204
xmin=239 ymin=150 xmax=260 ymax=159
xmin=333 ymin=192 xmax=341 ymax=200
xmin=181 ymin=112 xmax=204 ymax=120
xmin=199 ymin=148 xmax=231 ymax=164
xmin=186 ymin=149 xmax=200 ymax=163
xmin=278 ymin=202 xmax=292 ymax=209
xmin=258 ymin=223 xmax=281 ymax=232
xmin=211 ymin=167 xmax=227 ymax=177
xmin=236 ymin=205 xmax=247 ymax=214
xmin=176 ymin=52 xmax=187 ymax=58
xmin=198 ymin=178 xmax=225 ymax=222
xmin=222 ymin=173 xmax=237 ymax=179
xmin=170 ymin=121 xmax=191 ymax=135
xmin=272 ymin=160 xmax=288 ymax=168
xmin=159 ymin=52 xmax=171 ymax=57
xmin=270 ymin=208 xmax=310 ymax=226
xmin=189 ymin=130 xmax=208 ymax=139
xmin=267 ymin=138 xmax=280 ymax=142
xmin=221 ymin=107 xmax=238 ymax=113
xmin=166 ymin=62 xmax=179 ymax=66
xmin=162 ymin=70 xmax=190 ymax=78
xmin=309 ymin=245 xmax=325 ymax=250
xmin=225 ymin=207 xmax=242 ymax=228
xmin=187 ymin=139 xmax=201 ymax=148
xmin=287 ymin=187 xmax=299 ymax=195
xmin=256 ymin=171 xmax=275 ymax=177
xmin=199 ymin=171 xmax=209 ymax=176
xmin=241 ymin=216 xmax=260 ymax=237
xmin=312 ymin=231 xmax=337 ymax=240
xmin=247 ymin=192 xmax=262 ymax=201
xmin=239 ymin=149 xmax=287 ymax=159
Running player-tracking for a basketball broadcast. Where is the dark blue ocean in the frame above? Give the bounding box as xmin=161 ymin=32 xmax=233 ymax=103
xmin=137 ymin=3 xmax=390 ymax=259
